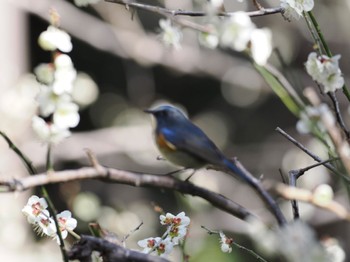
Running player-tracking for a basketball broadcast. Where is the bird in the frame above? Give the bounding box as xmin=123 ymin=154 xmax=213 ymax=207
xmin=145 ymin=104 xmax=287 ymax=225
xmin=144 ymin=104 xmax=254 ymax=184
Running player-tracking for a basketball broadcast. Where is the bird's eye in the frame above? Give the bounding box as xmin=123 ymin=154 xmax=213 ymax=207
xmin=158 ymin=110 xmax=167 ymax=117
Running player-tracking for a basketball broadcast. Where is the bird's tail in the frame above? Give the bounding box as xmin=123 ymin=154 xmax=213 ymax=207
xmin=221 ymin=157 xmax=257 ymax=186
xmin=222 ymin=157 xmax=287 ymax=225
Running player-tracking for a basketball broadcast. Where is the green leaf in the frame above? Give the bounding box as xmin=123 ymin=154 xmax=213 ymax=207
xmin=254 ymin=64 xmax=301 ymax=116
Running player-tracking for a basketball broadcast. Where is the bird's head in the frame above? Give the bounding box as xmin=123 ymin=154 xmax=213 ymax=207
xmin=144 ymin=105 xmax=188 ymax=125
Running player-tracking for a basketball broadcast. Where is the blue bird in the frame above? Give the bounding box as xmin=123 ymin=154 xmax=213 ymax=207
xmin=144 ymin=105 xmax=254 ymax=184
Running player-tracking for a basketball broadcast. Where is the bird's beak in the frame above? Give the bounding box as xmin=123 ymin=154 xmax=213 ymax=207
xmin=143 ymin=109 xmax=155 ymax=114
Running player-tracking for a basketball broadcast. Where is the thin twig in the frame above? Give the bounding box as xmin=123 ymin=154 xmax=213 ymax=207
xmin=201 ymin=225 xmax=268 ymax=262
xmin=41 ymin=187 xmax=68 ymax=261
xmin=328 ymin=92 xmax=350 ymax=140
xmin=252 ymin=0 xmax=263 ymax=10
xmin=275 ymin=127 xmax=350 ymax=183
xmin=0 ymin=131 xmax=68 ymax=261
xmin=0 ymin=131 xmax=37 ymax=175
xmin=105 ymin=0 xmax=283 ymax=18
xmin=288 ymin=158 xmax=339 ymax=219
xmin=121 ymin=221 xmax=144 ymax=244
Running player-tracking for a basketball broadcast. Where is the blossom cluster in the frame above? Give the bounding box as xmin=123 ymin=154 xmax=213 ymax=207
xmin=220 ymin=12 xmax=272 ymax=66
xmin=137 ymin=212 xmax=190 ymax=257
xmin=305 ymin=52 xmax=344 ymax=93
xmin=32 ymin=19 xmax=80 ymax=145
xmin=159 ymin=12 xmax=272 ymax=66
xmin=22 ymin=195 xmax=77 ymax=244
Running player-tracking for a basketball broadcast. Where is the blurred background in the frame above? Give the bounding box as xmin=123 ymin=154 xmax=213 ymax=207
xmin=1 ymin=0 xmax=350 ymax=261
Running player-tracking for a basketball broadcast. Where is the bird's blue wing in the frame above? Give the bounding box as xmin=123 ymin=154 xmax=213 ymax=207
xmin=159 ymin=123 xmax=225 ymax=166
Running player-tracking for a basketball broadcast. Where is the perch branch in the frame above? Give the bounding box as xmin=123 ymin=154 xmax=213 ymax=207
xmin=0 ymin=166 xmax=255 ymax=222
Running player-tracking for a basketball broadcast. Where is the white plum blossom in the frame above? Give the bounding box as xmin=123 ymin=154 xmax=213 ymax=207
xmin=250 ymin=28 xmax=273 ymax=65
xmin=305 ymin=52 xmax=344 ymax=93
xmin=74 ymin=0 xmax=100 ymax=7
xmin=138 ymin=237 xmax=174 ymax=257
xmin=281 ymin=0 xmax=314 ymax=20
xmin=154 ymin=238 xmax=174 ymax=257
xmin=38 ymin=25 xmax=73 ymax=53
xmin=321 ymin=69 xmax=344 ymax=93
xmin=138 ymin=237 xmax=163 ymax=254
xmin=54 ymin=211 xmax=78 ymax=244
xmin=159 ymin=19 xmax=183 ymax=49
xmin=138 ymin=237 xmax=161 ymax=254
xmin=220 ymin=12 xmax=255 ymax=51
xmin=22 ymin=195 xmax=49 ymax=224
xmin=219 ymin=231 xmax=233 ymax=253
xmin=52 ymin=69 xmax=77 ymax=95
xmin=169 ymin=224 xmax=188 ymax=244
xmin=160 ymin=212 xmax=190 ymax=227
xmin=296 ymin=104 xmax=328 ymax=134
xmin=137 ymin=237 xmax=174 ymax=256
xmin=32 ymin=116 xmax=71 ymax=144
xmin=37 ymin=215 xmax=57 ymax=237
xmin=52 ymin=54 xmax=77 ymax=95
xmin=36 ymin=85 xmax=71 ymax=117
xmin=305 ymin=52 xmax=323 ymax=80
xmin=34 ymin=63 xmax=54 ymax=85
xmin=53 ymin=102 xmax=80 ymax=129
xmin=54 ymin=54 xmax=74 ymax=69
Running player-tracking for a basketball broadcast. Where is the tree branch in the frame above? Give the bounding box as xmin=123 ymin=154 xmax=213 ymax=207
xmin=0 ymin=166 xmax=255 ymax=222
